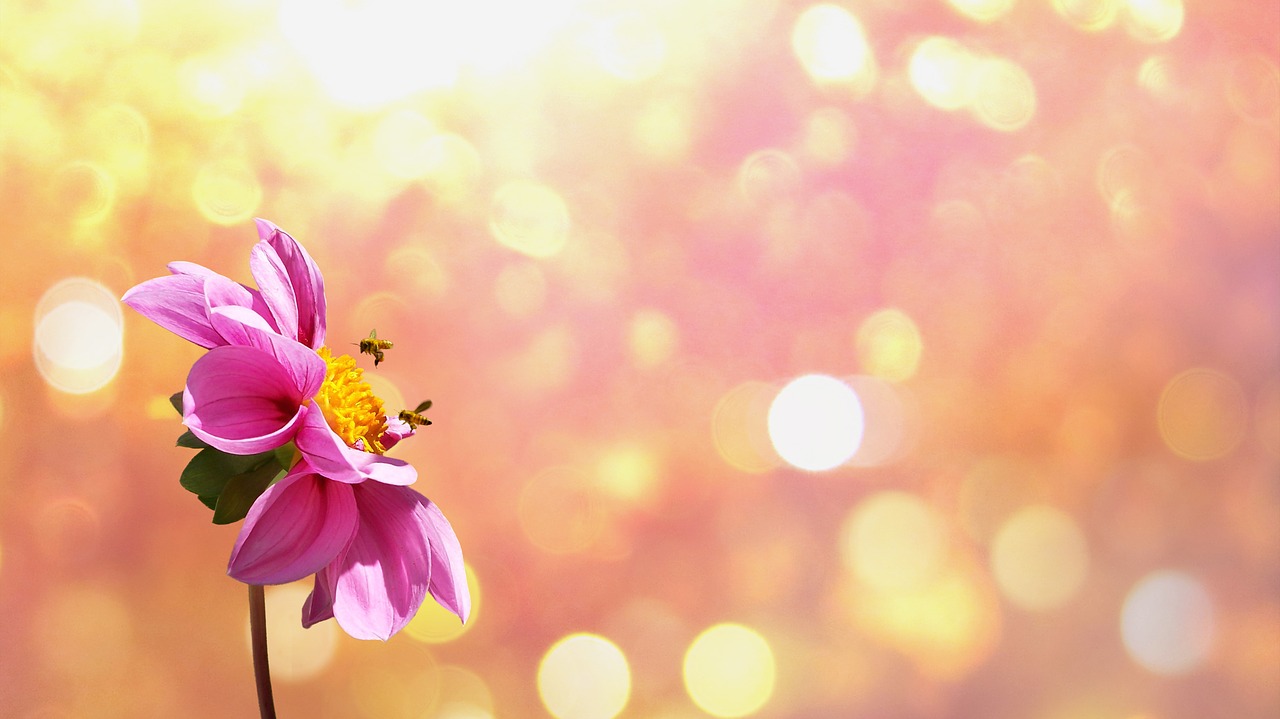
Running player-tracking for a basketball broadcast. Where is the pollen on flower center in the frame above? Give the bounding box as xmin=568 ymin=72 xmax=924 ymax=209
xmin=314 ymin=347 xmax=389 ymax=454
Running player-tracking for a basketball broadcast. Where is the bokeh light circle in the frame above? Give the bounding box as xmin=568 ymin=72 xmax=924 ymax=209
xmin=1122 ymin=0 xmax=1184 ymax=43
xmin=842 ymin=491 xmax=947 ymax=591
xmin=969 ymin=57 xmax=1037 ymax=131
xmin=768 ymin=374 xmax=864 ymax=471
xmin=1121 ymin=571 xmax=1215 ymax=674
xmin=192 ymin=159 xmax=262 ymax=226
xmin=792 ymin=4 xmax=872 ymax=84
xmin=490 ymin=181 xmax=571 ymax=258
xmin=991 ymin=505 xmax=1089 ymax=611
xmin=682 ymin=623 xmax=775 ymax=718
xmin=537 ymin=633 xmax=631 ymax=719
xmin=34 ymin=278 xmax=124 ymax=394
xmin=909 ymin=36 xmax=978 ymax=111
xmin=855 ymin=308 xmax=923 ymax=382
xmin=1157 ymin=368 xmax=1248 ymax=461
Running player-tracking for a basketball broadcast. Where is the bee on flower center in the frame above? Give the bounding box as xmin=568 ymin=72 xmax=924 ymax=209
xmin=353 ymin=329 xmax=394 ymax=367
xmin=399 ymin=400 xmax=433 ymax=429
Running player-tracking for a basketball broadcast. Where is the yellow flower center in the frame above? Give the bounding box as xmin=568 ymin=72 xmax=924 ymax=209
xmin=314 ymin=347 xmax=388 ymax=454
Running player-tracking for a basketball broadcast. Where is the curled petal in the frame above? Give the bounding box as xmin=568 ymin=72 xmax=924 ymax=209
xmin=121 ymin=273 xmax=223 ymax=348
xmin=255 ymin=218 xmax=327 ymax=349
xmin=294 ymin=404 xmax=417 ymax=486
xmin=168 ymin=261 xmax=217 ymax=278
xmin=228 ymin=468 xmax=358 ymax=585
xmin=379 ymin=416 xmax=415 ymax=452
xmin=330 ymin=483 xmax=434 ymax=640
xmin=206 ymin=313 xmax=326 ymax=398
xmin=302 ymin=566 xmax=337 ymax=628
xmin=422 ymin=498 xmax=471 ymax=623
xmin=183 ymin=345 xmax=317 ymax=454
xmin=249 ymin=240 xmax=300 ymax=344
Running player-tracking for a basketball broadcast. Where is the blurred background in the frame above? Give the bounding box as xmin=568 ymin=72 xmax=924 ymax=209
xmin=1 ymin=0 xmax=1277 ymax=717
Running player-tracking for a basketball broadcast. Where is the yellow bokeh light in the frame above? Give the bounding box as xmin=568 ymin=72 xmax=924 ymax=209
xmin=1122 ymin=0 xmax=1184 ymax=43
xmin=53 ymin=161 xmax=116 ymax=226
xmin=850 ymin=566 xmax=1001 ymax=680
xmin=712 ymin=380 xmax=783 ymax=474
xmin=34 ymin=278 xmax=123 ymax=394
xmin=909 ymin=36 xmax=977 ymax=111
xmin=249 ymin=583 xmax=338 ymax=682
xmin=405 ymin=565 xmax=481 ymax=644
xmin=855 ymin=308 xmax=923 ymax=383
xmin=1157 ymin=368 xmax=1248 ymax=461
xmin=1053 ymin=0 xmax=1119 ymax=31
xmin=991 ymin=505 xmax=1089 ymax=611
xmin=792 ymin=4 xmax=873 ymax=85
xmin=596 ymin=445 xmax=659 ymax=505
xmin=628 ymin=309 xmax=679 ymax=369
xmin=842 ymin=491 xmax=947 ymax=591
xmin=683 ymin=623 xmax=775 ymax=718
xmin=1121 ymin=571 xmax=1215 ymax=675
xmin=538 ymin=633 xmax=631 ymax=719
xmin=178 ymin=55 xmax=245 ymax=118
xmin=490 ymin=180 xmax=571 ymax=259
xmin=372 ymin=109 xmax=439 ymax=180
xmin=192 ymin=159 xmax=262 ymax=226
xmin=593 ymin=12 xmax=667 ymax=82
xmin=969 ymin=57 xmax=1037 ymax=131
xmin=768 ymin=374 xmax=864 ymax=472
xmin=948 ymin=0 xmax=1017 ymax=24
xmin=416 ymin=133 xmax=483 ymax=203
xmin=634 ymin=95 xmax=694 ymax=164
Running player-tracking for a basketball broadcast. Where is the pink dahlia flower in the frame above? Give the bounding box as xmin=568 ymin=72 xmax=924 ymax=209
xmin=123 ymin=220 xmax=470 ymax=640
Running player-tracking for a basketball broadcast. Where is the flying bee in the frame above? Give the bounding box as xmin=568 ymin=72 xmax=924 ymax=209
xmin=398 ymin=400 xmax=433 ymax=430
xmin=353 ymin=329 xmax=394 ymax=367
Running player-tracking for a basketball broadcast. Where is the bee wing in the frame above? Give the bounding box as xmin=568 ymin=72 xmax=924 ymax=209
xmin=414 ymin=400 xmax=433 ymax=412
xmin=370 ymin=328 xmax=377 ymax=339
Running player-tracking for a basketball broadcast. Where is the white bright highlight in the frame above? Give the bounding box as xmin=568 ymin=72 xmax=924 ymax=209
xmin=768 ymin=374 xmax=864 ymax=471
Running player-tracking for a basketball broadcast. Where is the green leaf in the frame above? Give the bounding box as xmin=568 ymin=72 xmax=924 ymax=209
xmin=273 ymin=441 xmax=297 ymax=471
xmin=176 ymin=430 xmax=209 ymax=449
xmin=169 ymin=391 xmax=184 ymax=414
xmin=212 ymin=464 xmax=284 ymax=525
xmin=180 ymin=448 xmax=276 ymax=497
xmin=197 ymin=495 xmax=219 ymax=511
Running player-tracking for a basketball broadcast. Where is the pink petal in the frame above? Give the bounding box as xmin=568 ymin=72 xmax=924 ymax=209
xmin=294 ymin=404 xmax=418 ymax=486
xmin=301 ymin=566 xmax=337 ymax=628
xmin=255 ymin=219 xmax=327 ymax=349
xmin=330 ymin=483 xmax=435 ymax=640
xmin=227 ymin=467 xmax=358 ymax=585
xmin=206 ymin=312 xmax=326 ymax=398
xmin=379 ymin=416 xmax=415 ymax=451
xmin=121 ymin=273 xmax=223 ymax=348
xmin=182 ymin=345 xmax=317 ymax=454
xmin=422 ymin=498 xmax=471 ymax=623
xmin=249 ymin=240 xmax=300 ymax=343
xmin=168 ymin=261 xmax=217 ymax=278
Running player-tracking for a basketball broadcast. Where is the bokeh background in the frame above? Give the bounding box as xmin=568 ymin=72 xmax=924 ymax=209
xmin=1 ymin=0 xmax=1277 ymax=717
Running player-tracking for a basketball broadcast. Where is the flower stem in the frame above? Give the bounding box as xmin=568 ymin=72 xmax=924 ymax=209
xmin=248 ymin=584 xmax=277 ymax=719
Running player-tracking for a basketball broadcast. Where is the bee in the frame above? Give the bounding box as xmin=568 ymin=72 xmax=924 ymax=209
xmin=353 ymin=329 xmax=394 ymax=367
xmin=398 ymin=400 xmax=433 ymax=430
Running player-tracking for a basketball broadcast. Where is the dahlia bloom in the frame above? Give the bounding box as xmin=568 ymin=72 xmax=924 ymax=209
xmin=123 ymin=220 xmax=469 ymax=640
